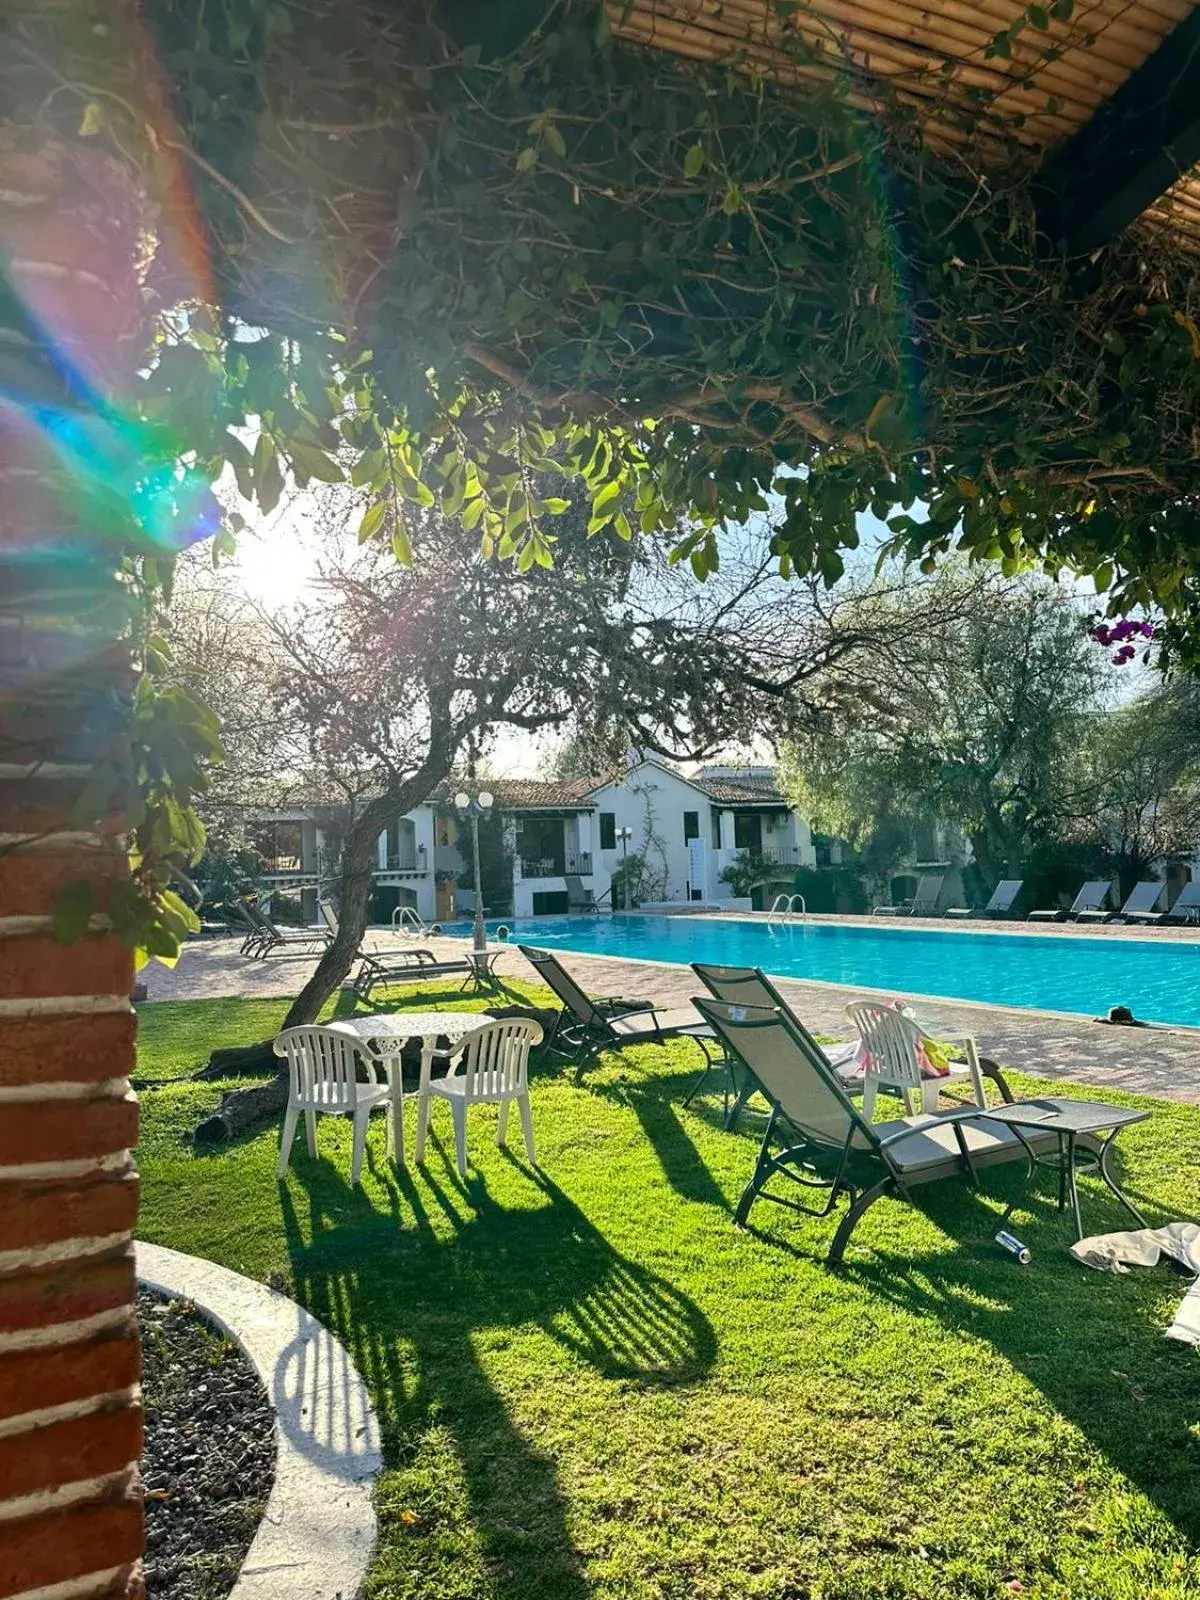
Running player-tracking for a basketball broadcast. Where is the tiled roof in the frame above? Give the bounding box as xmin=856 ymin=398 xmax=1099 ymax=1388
xmin=689 ymin=774 xmax=788 ymax=806
xmin=431 ymin=778 xmax=597 ymax=810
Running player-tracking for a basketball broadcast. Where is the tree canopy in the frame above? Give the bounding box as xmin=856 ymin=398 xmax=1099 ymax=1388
xmin=779 ymin=569 xmax=1110 ymax=883
xmin=8 ymin=0 xmax=1200 ymax=958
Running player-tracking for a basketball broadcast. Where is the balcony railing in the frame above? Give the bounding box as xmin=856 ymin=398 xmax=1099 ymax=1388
xmin=383 ymin=855 xmax=422 ymax=873
xmin=756 ymin=846 xmax=800 ymax=867
xmin=517 ymin=851 xmax=593 ymax=880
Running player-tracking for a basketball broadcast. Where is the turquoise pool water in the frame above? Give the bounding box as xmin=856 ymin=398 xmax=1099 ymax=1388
xmin=446 ymin=914 xmax=1200 ymax=1027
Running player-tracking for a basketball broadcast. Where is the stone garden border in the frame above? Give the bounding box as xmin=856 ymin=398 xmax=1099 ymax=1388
xmin=136 ymin=1242 xmax=381 ymax=1600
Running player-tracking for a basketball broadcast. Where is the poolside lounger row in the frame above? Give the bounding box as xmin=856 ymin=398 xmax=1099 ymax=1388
xmin=890 ymin=876 xmax=1198 ymax=924
xmin=1027 ymin=879 xmax=1200 ymax=924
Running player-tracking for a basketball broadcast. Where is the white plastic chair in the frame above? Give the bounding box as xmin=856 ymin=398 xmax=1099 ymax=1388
xmin=274 ymin=1025 xmax=391 ymax=1185
xmin=416 ymin=1018 xmax=543 ymax=1177
xmin=843 ymin=1001 xmax=987 ymax=1121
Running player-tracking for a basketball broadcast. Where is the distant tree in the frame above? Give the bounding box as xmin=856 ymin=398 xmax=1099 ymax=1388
xmin=780 ymin=569 xmax=1108 ymax=889
xmin=1062 ymin=684 xmax=1200 ymax=894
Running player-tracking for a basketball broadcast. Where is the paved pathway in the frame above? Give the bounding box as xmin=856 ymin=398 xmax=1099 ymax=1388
xmin=144 ymin=923 xmax=1200 ymax=1104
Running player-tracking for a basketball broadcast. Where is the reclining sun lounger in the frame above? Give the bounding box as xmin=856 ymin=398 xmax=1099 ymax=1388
xmin=519 ymin=945 xmax=716 ymax=1084
xmin=945 ymin=880 xmax=1023 ymax=919
xmin=1165 ymin=881 xmax=1200 ymax=925
xmin=872 ymin=874 xmax=944 ymax=917
xmin=694 ymin=997 xmax=1072 ymax=1265
xmin=1028 ymin=881 xmax=1112 ymax=922
xmin=1108 ymin=881 xmax=1168 ymax=924
xmin=692 ymin=963 xmax=1013 ymax=1127
xmin=237 ymin=899 xmax=334 ymax=959
xmin=352 ymin=946 xmax=473 ymax=1000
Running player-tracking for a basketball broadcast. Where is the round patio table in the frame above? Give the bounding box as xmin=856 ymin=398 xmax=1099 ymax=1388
xmin=333 ymin=1011 xmax=493 ymax=1168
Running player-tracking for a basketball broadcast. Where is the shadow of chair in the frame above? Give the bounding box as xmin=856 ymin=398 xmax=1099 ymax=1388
xmin=278 ymin=1159 xmax=716 ymax=1597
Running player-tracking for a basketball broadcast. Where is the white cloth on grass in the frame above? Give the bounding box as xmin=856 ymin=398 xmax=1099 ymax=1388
xmin=1070 ymin=1222 xmax=1200 ymax=1346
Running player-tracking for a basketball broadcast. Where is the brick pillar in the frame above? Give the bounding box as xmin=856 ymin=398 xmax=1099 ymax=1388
xmin=0 ymin=142 xmax=150 ymax=1600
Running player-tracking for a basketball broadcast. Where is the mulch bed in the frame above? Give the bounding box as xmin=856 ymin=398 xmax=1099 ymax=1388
xmin=139 ymin=1290 xmax=275 ymax=1599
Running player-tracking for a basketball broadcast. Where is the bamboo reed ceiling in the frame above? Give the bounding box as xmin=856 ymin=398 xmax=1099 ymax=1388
xmin=608 ymin=0 xmax=1200 ymax=246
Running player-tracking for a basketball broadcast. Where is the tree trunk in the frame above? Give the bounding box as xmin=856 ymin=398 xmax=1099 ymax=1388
xmin=0 ymin=140 xmax=147 ymax=1597
xmin=196 ymin=739 xmax=458 ymax=1143
xmin=283 ymin=812 xmax=381 ymax=1029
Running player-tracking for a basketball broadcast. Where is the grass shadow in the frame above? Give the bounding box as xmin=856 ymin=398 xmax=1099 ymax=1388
xmin=816 ymin=1166 xmax=1200 ymax=1545
xmin=278 ymin=1158 xmax=716 ymax=1597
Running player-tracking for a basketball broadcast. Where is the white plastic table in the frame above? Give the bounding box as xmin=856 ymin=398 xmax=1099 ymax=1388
xmin=333 ymin=1011 xmax=493 ymax=1167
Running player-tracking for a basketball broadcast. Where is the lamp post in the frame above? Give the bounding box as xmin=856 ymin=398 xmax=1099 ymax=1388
xmin=615 ymin=825 xmax=634 ymax=911
xmin=455 ymin=789 xmax=494 ymax=953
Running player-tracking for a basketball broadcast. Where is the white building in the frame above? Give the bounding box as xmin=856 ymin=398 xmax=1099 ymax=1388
xmin=240 ymin=758 xmax=815 ymax=923
xmin=587 ymin=758 xmax=814 ymax=908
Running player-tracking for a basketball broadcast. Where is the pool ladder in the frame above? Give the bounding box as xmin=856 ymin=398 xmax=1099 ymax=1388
xmin=767 ymin=893 xmax=807 ymax=925
xmin=391 ymin=905 xmax=431 ymax=938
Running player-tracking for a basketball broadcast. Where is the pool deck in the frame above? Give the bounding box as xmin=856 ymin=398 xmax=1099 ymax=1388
xmin=145 ymin=917 xmax=1200 ymax=1106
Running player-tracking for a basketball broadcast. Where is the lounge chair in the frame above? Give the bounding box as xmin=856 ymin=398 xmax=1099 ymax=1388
xmin=692 ymin=963 xmax=1013 ymax=1125
xmin=1165 ymin=880 xmax=1200 ymax=925
xmin=518 ymin=944 xmax=717 ymax=1084
xmin=1073 ymin=882 xmax=1123 ymax=923
xmin=872 ymin=874 xmax=944 ymax=917
xmin=945 ymin=880 xmax=1023 ymax=919
xmin=1028 ymin=881 xmax=1112 ymax=922
xmin=239 ymin=899 xmax=333 ymax=959
xmin=565 ymin=874 xmax=601 ymax=913
xmin=692 ymin=997 xmax=1067 ymax=1264
xmin=352 ymin=945 xmax=472 ymax=1001
xmin=691 ymin=963 xmax=858 ymax=1125
xmin=1109 ymin=881 xmax=1168 ymax=924
xmin=319 ymin=897 xmax=389 ymax=956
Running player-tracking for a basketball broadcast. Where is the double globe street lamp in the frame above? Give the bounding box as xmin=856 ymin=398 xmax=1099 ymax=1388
xmin=454 ymin=788 xmax=494 ymax=955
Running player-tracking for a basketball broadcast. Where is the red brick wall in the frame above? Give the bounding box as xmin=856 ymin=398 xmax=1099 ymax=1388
xmin=0 ymin=140 xmax=149 ymax=1600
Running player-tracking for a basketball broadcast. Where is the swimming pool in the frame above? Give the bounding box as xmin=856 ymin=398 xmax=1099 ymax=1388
xmin=445 ymin=914 xmax=1200 ymax=1028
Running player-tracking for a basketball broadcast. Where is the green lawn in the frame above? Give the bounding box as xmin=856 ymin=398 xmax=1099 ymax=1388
xmin=136 ymin=987 xmax=1200 ymax=1600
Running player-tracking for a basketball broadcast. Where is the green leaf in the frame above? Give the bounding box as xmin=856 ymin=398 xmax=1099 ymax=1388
xmin=683 ymin=142 xmax=705 ymax=179
xmin=52 ymin=881 xmax=93 ymax=946
xmin=541 ymin=497 xmax=571 ymax=514
xmin=392 ymin=518 xmax=413 ymax=565
xmin=69 ymin=764 xmax=123 ymax=829
xmin=1050 ymin=0 xmax=1073 ymax=18
xmin=442 ymin=474 xmax=467 ymax=518
xmin=358 ymin=502 xmax=388 ymax=543
xmin=462 ymin=495 xmax=486 ymax=531
xmin=160 ymin=889 xmax=200 ymax=936
xmin=1029 ymin=5 xmax=1049 ymax=29
xmin=516 ymin=145 xmax=538 ymax=172
xmin=257 ymin=452 xmax=284 ymax=515
xmin=543 ymin=122 xmax=566 ymax=158
xmin=590 ymin=480 xmax=621 ymax=518
xmin=350 ymin=448 xmax=385 ymax=487
xmin=290 ymin=444 xmax=344 ymax=483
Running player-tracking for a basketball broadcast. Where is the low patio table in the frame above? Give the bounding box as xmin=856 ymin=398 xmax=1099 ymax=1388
xmin=462 ymin=946 xmax=505 ymax=993
xmin=334 ymin=1011 xmax=493 ymax=1168
xmin=981 ymin=1097 xmax=1150 ymax=1242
